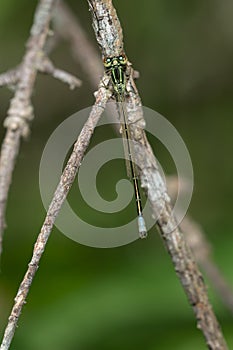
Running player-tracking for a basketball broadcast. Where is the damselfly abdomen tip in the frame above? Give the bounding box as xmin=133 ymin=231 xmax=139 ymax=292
xmin=138 ymin=214 xmax=147 ymax=239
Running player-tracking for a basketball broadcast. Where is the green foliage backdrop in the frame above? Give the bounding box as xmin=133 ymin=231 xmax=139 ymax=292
xmin=0 ymin=1 xmax=233 ymax=349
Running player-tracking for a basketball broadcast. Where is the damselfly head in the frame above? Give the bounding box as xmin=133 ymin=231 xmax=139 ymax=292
xmin=103 ymin=54 xmax=127 ymax=69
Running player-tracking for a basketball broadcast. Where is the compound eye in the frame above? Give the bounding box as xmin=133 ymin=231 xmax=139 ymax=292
xmin=118 ymin=55 xmax=127 ymax=64
xmin=103 ymin=57 xmax=112 ymax=67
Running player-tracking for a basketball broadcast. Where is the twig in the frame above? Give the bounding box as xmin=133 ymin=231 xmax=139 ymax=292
xmin=54 ymin=0 xmax=122 ymax=140
xmin=54 ymin=1 xmax=139 ymax=89
xmin=0 ymin=0 xmax=81 ymax=258
xmin=0 ymin=68 xmax=20 ymax=88
xmin=38 ymin=55 xmax=82 ymax=89
xmin=0 ymin=83 xmax=110 ymax=350
xmin=87 ymin=1 xmax=228 ymax=349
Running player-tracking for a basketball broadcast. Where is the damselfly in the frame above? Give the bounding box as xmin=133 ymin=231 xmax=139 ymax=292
xmin=103 ymin=54 xmax=147 ymax=238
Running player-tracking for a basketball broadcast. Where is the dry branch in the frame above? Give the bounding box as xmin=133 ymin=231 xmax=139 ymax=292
xmin=0 ymin=68 xmax=20 ymax=88
xmin=0 ymin=0 xmax=81 ymax=258
xmin=87 ymin=0 xmax=228 ymax=349
xmin=38 ymin=55 xmax=82 ymax=89
xmin=0 ymin=83 xmax=110 ymax=350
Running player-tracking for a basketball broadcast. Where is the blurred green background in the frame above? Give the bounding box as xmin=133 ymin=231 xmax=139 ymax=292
xmin=0 ymin=0 xmax=233 ymax=349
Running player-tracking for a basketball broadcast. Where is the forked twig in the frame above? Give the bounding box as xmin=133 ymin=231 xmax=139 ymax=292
xmin=0 ymin=0 xmax=81 ymax=258
xmin=87 ymin=0 xmax=228 ymax=348
xmin=53 ymin=6 xmax=232 ymax=311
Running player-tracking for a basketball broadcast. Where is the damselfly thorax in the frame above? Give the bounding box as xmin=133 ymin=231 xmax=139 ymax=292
xmin=103 ymin=54 xmax=127 ymax=97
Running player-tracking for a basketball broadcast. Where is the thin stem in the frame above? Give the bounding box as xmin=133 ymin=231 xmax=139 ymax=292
xmin=38 ymin=55 xmax=82 ymax=89
xmin=0 ymin=68 xmax=20 ymax=87
xmin=0 ymin=83 xmax=110 ymax=350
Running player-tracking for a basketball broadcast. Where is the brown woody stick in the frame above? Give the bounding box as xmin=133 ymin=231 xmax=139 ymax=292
xmin=0 ymin=83 xmax=110 ymax=350
xmin=0 ymin=0 xmax=81 ymax=258
xmin=87 ymin=1 xmax=228 ymax=349
xmin=56 ymin=0 xmax=233 ymax=317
